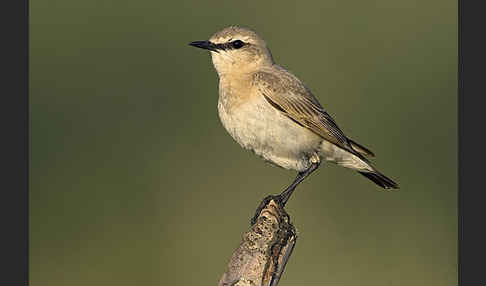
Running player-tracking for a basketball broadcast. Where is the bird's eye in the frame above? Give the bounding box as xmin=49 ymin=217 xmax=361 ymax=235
xmin=232 ymin=40 xmax=245 ymax=49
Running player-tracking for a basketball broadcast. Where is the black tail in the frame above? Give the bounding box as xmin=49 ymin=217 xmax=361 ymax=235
xmin=358 ymin=170 xmax=399 ymax=190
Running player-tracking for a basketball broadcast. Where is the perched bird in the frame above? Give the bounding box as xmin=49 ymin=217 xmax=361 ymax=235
xmin=189 ymin=26 xmax=398 ymax=207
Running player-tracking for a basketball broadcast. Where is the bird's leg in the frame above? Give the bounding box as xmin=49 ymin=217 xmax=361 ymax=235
xmin=250 ymin=160 xmax=321 ymax=225
xmin=277 ymin=161 xmax=320 ymax=207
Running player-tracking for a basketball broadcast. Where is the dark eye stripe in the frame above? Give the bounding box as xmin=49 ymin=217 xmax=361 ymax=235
xmin=215 ymin=40 xmax=247 ymax=51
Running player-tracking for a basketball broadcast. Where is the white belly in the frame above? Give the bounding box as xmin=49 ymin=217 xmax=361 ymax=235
xmin=218 ymin=94 xmax=322 ymax=171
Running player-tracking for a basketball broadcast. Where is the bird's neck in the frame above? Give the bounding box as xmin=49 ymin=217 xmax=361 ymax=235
xmin=218 ymin=70 xmax=257 ymax=111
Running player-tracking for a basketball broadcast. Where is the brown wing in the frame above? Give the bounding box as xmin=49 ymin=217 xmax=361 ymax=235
xmin=253 ymin=68 xmax=373 ymax=159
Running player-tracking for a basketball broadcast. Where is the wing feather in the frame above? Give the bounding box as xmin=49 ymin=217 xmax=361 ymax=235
xmin=254 ymin=67 xmax=372 ymax=159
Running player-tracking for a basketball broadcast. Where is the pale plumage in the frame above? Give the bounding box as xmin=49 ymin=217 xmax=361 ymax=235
xmin=189 ymin=26 xmax=398 ymax=205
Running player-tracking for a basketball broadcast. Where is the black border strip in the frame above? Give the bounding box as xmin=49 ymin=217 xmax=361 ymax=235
xmin=459 ymin=0 xmax=485 ymax=285
xmin=1 ymin=0 xmax=29 ymax=285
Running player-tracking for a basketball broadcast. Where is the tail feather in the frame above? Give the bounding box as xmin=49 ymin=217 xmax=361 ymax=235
xmin=358 ymin=170 xmax=399 ymax=190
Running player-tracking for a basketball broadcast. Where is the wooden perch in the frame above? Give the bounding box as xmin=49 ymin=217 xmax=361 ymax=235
xmin=218 ymin=198 xmax=297 ymax=286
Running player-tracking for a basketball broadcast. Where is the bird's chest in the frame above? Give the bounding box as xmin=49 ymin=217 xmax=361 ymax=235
xmin=217 ymin=85 xmax=320 ymax=163
xmin=217 ymin=88 xmax=273 ymax=152
xmin=215 ymin=77 xmax=322 ymax=171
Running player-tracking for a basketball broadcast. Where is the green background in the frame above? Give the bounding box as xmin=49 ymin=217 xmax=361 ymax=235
xmin=30 ymin=1 xmax=457 ymax=285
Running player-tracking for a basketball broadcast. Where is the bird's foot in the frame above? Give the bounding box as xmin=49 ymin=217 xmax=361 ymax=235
xmin=250 ymin=194 xmax=284 ymax=226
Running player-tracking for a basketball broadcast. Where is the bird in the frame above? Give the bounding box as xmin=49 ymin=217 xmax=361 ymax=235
xmin=189 ymin=26 xmax=399 ymax=208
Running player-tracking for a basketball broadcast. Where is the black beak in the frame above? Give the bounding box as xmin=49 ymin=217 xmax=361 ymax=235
xmin=189 ymin=41 xmax=219 ymax=52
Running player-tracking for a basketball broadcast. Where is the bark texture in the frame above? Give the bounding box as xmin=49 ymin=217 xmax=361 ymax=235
xmin=218 ymin=198 xmax=297 ymax=286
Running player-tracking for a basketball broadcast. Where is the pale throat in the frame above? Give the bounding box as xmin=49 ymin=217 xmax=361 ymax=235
xmin=218 ymin=70 xmax=256 ymax=111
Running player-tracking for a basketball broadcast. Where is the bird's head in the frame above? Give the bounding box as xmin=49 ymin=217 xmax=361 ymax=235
xmin=189 ymin=26 xmax=274 ymax=76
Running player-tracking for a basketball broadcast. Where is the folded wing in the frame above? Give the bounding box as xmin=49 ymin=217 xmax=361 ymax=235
xmin=253 ymin=68 xmax=374 ymax=159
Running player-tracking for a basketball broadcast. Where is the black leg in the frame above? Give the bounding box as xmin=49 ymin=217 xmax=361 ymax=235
xmin=250 ymin=161 xmax=320 ymax=225
xmin=277 ymin=161 xmax=320 ymax=206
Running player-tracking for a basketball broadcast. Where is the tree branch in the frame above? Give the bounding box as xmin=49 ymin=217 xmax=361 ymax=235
xmin=218 ymin=198 xmax=297 ymax=286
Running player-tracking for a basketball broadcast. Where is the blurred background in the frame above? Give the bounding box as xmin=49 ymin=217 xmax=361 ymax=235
xmin=30 ymin=1 xmax=457 ymax=285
